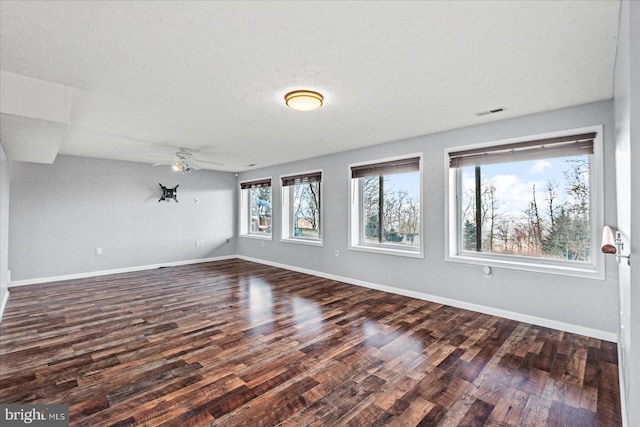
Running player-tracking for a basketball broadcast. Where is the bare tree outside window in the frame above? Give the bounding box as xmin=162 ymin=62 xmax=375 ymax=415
xmin=292 ymin=182 xmax=321 ymax=239
xmin=461 ymin=156 xmax=590 ymax=261
xmin=250 ymin=187 xmax=272 ymax=234
xmin=362 ymin=173 xmax=420 ymax=248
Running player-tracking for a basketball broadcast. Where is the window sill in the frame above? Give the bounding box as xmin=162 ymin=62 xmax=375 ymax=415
xmin=446 ymin=253 xmax=603 ymax=279
xmin=280 ymin=238 xmax=323 ymax=247
xmin=349 ymin=244 xmax=423 ymax=259
xmin=240 ymin=233 xmax=272 ymax=241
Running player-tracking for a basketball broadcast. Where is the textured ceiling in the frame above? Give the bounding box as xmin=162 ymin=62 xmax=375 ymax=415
xmin=0 ymin=1 xmax=621 ymax=172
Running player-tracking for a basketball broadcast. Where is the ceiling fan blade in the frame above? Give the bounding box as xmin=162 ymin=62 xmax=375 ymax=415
xmin=152 ymin=161 xmax=174 ymax=166
xmin=195 ymin=159 xmax=224 ymax=166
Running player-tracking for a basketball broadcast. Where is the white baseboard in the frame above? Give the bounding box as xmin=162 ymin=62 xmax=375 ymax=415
xmin=5 ymin=254 xmax=623 ymax=419
xmin=7 ymin=255 xmax=236 ymax=287
xmin=236 ymin=255 xmax=618 ymax=342
xmin=0 ymin=289 xmax=8 ymax=324
xmin=7 ymin=254 xmax=618 ymax=342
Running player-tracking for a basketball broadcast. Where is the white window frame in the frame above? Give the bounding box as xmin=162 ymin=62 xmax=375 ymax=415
xmin=239 ymin=177 xmax=273 ymax=240
xmin=280 ymin=170 xmax=323 ymax=246
xmin=445 ymin=125 xmax=605 ymax=279
xmin=348 ymin=154 xmax=424 ymax=258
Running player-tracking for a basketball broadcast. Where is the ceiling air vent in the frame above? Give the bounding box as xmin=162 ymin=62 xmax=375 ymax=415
xmin=476 ymin=107 xmax=505 ymax=117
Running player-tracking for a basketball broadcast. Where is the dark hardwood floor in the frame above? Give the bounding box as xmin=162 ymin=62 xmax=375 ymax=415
xmin=0 ymin=259 xmax=621 ymax=426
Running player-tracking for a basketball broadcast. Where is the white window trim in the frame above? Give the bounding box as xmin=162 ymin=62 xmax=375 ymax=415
xmin=241 ymin=233 xmax=273 ymax=241
xmin=444 ymin=125 xmax=605 ymax=279
xmin=239 ymin=176 xmax=273 ymax=240
xmin=348 ymin=154 xmax=424 ymax=259
xmin=280 ymin=169 xmax=324 ymax=246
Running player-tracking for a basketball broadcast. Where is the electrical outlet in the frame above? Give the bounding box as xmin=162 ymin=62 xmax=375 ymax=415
xmin=482 ymin=266 xmax=492 ymax=278
xmin=335 ymin=250 xmax=340 ymax=257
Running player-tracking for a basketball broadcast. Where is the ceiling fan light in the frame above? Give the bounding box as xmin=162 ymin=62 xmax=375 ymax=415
xmin=285 ymin=90 xmax=323 ymax=111
xmin=172 ymin=162 xmax=181 ymax=171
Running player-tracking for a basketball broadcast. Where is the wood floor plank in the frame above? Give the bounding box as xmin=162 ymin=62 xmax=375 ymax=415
xmin=0 ymin=259 xmax=622 ymax=426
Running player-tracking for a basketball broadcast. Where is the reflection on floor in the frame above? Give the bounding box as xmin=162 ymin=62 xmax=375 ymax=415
xmin=0 ymin=259 xmax=622 ymax=426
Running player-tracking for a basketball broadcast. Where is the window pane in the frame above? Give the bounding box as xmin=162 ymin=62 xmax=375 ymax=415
xmin=460 ymin=155 xmax=590 ymax=261
xmin=361 ymin=171 xmax=420 ymax=248
xmin=250 ymin=187 xmax=272 ymax=234
xmin=362 ymin=176 xmax=380 ymax=244
xmin=292 ymin=182 xmax=321 ymax=239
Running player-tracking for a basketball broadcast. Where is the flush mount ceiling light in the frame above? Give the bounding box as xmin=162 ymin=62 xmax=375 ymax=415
xmin=284 ymin=90 xmax=324 ymax=111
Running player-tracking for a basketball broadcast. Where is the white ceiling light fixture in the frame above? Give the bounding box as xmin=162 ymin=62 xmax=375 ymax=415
xmin=172 ymin=150 xmax=194 ymax=173
xmin=284 ymin=90 xmax=324 ymax=111
xmin=173 ymin=159 xmax=193 ymax=173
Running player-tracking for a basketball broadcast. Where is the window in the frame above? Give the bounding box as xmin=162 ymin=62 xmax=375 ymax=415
xmin=240 ymin=178 xmax=272 ymax=238
xmin=446 ymin=126 xmax=604 ymax=278
xmin=281 ymin=171 xmax=322 ymax=244
xmin=349 ymin=155 xmax=422 ymax=257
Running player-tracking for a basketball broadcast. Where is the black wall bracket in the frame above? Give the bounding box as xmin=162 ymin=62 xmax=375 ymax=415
xmin=159 ymin=183 xmax=179 ymax=203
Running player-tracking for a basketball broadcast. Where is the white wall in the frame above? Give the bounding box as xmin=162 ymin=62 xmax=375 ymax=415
xmin=9 ymin=155 xmax=237 ymax=282
xmin=238 ymin=100 xmax=619 ymax=338
xmin=614 ymin=1 xmax=640 ymax=425
xmin=0 ymin=143 xmax=10 ymax=319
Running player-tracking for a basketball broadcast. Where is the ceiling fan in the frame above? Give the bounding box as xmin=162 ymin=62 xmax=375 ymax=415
xmin=153 ymin=148 xmax=222 ymax=173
